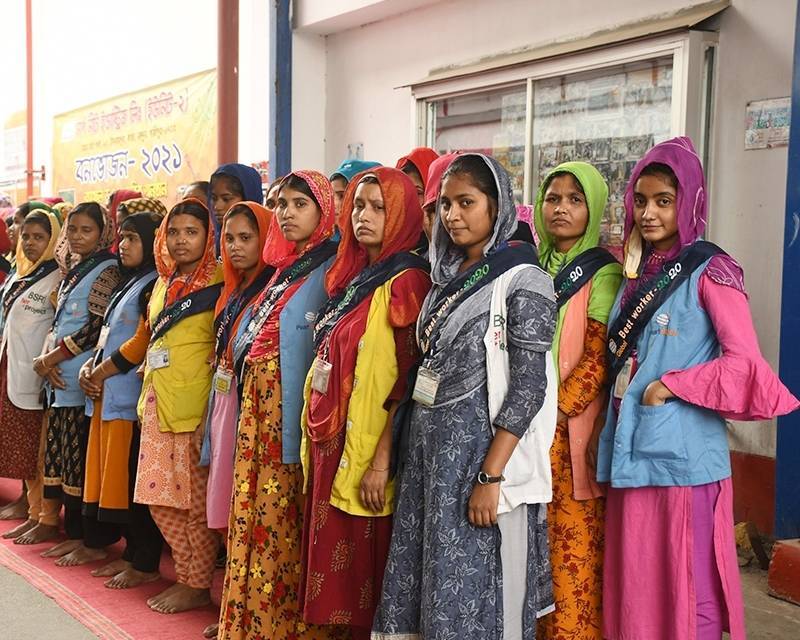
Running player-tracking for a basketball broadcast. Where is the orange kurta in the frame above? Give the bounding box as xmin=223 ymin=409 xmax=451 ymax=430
xmin=538 ymin=288 xmax=608 ymax=640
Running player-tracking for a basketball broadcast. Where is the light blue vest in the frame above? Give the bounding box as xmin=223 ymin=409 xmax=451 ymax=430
xmin=52 ymin=259 xmax=117 ymax=408
xmin=86 ymin=270 xmax=157 ymax=421
xmin=597 ymin=257 xmax=730 ymax=488
xmin=279 ymin=262 xmax=331 ymax=464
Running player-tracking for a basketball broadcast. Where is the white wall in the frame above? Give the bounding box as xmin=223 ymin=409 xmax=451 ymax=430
xmin=317 ymin=0 xmax=717 ymax=171
xmin=294 ymin=0 xmax=446 ymax=35
xmin=708 ymin=0 xmax=796 ymax=457
xmin=292 ymin=30 xmax=327 ymax=171
xmin=0 ymin=2 xmax=26 ymax=134
xmin=239 ymin=0 xmax=271 ymax=166
xmin=300 ymin=0 xmax=796 ymax=458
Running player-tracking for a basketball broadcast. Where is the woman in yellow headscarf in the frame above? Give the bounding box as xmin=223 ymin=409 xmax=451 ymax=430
xmin=0 ymin=210 xmax=64 ymax=544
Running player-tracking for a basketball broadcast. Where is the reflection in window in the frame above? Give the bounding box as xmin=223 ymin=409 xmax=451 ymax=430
xmin=430 ymin=86 xmax=527 ymax=202
xmin=533 ymin=58 xmax=672 ymax=249
xmin=427 ymin=57 xmax=673 ymax=249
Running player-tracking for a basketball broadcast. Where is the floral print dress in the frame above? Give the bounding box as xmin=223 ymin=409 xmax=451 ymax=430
xmin=218 ymin=356 xmax=345 ymax=640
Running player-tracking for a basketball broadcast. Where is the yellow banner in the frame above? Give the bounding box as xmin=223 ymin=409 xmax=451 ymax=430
xmin=52 ymin=69 xmax=217 ymax=208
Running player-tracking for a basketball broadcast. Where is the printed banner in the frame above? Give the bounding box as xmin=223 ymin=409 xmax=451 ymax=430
xmin=52 ymin=69 xmax=217 ymax=207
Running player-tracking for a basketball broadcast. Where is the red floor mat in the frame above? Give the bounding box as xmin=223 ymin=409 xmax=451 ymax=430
xmin=0 ymin=477 xmax=222 ymax=639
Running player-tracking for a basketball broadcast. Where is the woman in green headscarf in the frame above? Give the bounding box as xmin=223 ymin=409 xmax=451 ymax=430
xmin=533 ymin=162 xmax=621 ymax=640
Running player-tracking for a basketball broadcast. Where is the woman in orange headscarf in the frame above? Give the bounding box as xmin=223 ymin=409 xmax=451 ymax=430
xmin=132 ymin=198 xmax=223 ymax=615
xmin=203 ymin=202 xmax=274 ymax=531
xmin=298 ymin=167 xmax=431 ymax=639
xmin=218 ymin=171 xmax=340 ymax=640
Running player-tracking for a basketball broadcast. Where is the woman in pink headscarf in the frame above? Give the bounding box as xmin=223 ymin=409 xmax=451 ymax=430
xmin=597 ymin=137 xmax=798 ymax=640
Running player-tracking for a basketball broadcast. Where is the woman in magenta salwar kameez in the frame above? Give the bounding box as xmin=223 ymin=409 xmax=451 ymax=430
xmin=597 ymin=136 xmax=799 ymax=640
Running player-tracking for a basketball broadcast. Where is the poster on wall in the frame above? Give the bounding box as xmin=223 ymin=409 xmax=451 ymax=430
xmin=52 ymin=69 xmax=217 ymax=207
xmin=745 ymin=97 xmax=790 ymax=150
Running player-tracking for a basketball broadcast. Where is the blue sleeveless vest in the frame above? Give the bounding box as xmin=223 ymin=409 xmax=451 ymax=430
xmin=52 ymin=258 xmax=117 ymax=408
xmin=597 ymin=257 xmax=730 ymax=488
xmin=86 ymin=271 xmax=157 ymax=421
xmin=279 ymin=262 xmax=331 ymax=464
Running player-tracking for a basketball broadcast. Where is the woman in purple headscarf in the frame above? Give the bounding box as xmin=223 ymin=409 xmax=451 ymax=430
xmin=596 ymin=137 xmax=798 ymax=640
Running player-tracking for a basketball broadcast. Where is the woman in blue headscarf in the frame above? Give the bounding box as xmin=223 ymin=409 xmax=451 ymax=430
xmin=209 ymin=164 xmax=264 ymax=247
xmin=328 ymin=158 xmax=382 ymax=217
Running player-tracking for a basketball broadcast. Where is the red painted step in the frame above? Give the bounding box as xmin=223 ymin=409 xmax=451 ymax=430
xmin=768 ymin=539 xmax=800 ymax=606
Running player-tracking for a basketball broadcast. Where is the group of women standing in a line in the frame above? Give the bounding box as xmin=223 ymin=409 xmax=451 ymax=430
xmin=0 ymin=136 xmax=796 ymax=640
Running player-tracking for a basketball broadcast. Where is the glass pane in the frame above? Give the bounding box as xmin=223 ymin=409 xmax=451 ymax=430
xmin=700 ymin=45 xmax=716 ymax=173
xmin=532 ymin=58 xmax=673 ymax=250
xmin=430 ymin=85 xmax=527 ymax=202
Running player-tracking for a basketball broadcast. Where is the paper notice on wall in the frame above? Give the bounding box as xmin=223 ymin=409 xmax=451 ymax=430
xmin=745 ymin=97 xmax=791 ymax=150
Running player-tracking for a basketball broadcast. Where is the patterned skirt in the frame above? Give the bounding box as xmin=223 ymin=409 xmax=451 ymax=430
xmin=537 ymin=420 xmax=605 ymax=640
xmin=133 ymin=385 xmax=194 ymax=510
xmin=0 ymin=353 xmax=44 ymax=479
xmin=218 ymin=356 xmax=343 ymax=640
xmin=43 ymin=405 xmax=90 ymax=505
xmin=299 ymin=429 xmax=392 ymax=631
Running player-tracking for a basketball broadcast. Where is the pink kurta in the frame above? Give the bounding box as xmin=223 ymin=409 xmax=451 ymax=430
xmin=602 ymin=274 xmax=799 ymax=640
xmin=206 ymin=382 xmax=240 ymax=530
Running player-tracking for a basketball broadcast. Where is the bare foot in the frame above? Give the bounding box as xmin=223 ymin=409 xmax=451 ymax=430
xmin=91 ymin=559 xmax=131 ymax=577
xmin=2 ymin=518 xmax=37 ymax=539
xmin=149 ymin=583 xmax=211 ymax=614
xmin=146 ymin=583 xmax=182 ymax=609
xmin=14 ymin=523 xmax=59 ymax=545
xmin=0 ymin=495 xmax=29 ymax=521
xmin=105 ymin=567 xmax=160 ymax=589
xmin=41 ymin=539 xmax=83 ymax=558
xmin=202 ymin=623 xmax=219 ymax=638
xmin=55 ymin=544 xmax=108 ymax=567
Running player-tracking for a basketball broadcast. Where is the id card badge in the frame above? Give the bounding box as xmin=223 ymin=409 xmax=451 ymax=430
xmin=147 ymin=348 xmax=170 ymax=370
xmin=96 ymin=325 xmax=111 ymax=350
xmin=311 ymin=359 xmax=333 ymax=395
xmin=412 ymin=367 xmax=441 ymax=407
xmin=213 ymin=369 xmax=234 ymax=395
xmin=613 ymin=358 xmax=633 ymax=400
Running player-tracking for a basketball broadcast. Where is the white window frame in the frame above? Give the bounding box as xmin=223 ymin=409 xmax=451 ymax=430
xmin=413 ymin=30 xmax=718 ymax=203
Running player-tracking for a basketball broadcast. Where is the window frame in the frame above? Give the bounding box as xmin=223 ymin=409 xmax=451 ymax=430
xmin=414 ymin=30 xmax=718 ymax=204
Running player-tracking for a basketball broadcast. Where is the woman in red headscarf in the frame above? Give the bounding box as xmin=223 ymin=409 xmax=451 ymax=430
xmin=298 ymin=167 xmax=431 ymax=639
xmin=217 ymin=171 xmax=340 ymax=640
xmin=107 ymin=190 xmax=142 ymax=252
xmin=395 ymin=147 xmax=439 ymax=207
